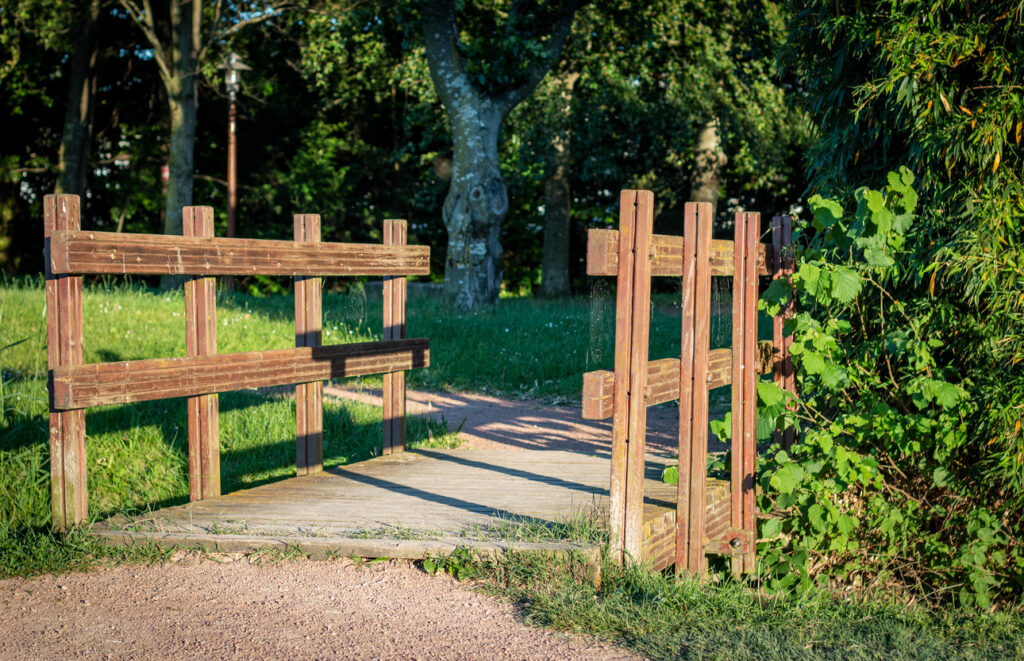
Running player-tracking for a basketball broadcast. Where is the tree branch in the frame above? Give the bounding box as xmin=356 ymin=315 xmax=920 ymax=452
xmin=496 ymin=1 xmax=581 ymax=116
xmin=119 ymin=0 xmax=171 ymax=81
xmin=423 ymin=0 xmax=469 ymax=111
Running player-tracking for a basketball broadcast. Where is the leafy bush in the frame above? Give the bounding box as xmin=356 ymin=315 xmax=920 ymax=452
xmin=755 ymin=169 xmax=1023 ymax=608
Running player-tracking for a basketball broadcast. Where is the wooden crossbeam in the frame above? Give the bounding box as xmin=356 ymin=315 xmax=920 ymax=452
xmin=580 ymin=341 xmax=774 ymax=421
xmin=48 ymin=230 xmax=430 ymax=277
xmin=586 ymin=229 xmax=772 ymax=278
xmin=52 ymin=339 xmax=429 ymax=410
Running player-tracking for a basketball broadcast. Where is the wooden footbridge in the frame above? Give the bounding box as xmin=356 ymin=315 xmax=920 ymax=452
xmin=43 ymin=192 xmax=792 ymax=573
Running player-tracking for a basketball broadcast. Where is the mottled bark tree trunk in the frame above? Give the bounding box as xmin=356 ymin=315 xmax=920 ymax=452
xmin=56 ymin=0 xmax=103 ymax=197
xmin=424 ymin=0 xmax=577 ymax=310
xmin=690 ymin=119 xmax=727 ymax=217
xmin=443 ymin=100 xmax=507 ymax=308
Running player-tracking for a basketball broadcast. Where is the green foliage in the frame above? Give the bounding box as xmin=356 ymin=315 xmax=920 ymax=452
xmin=481 ymin=552 xmax=1024 ymax=660
xmin=422 ymin=547 xmax=480 ymax=581
xmin=756 ymin=171 xmax=1023 ymax=608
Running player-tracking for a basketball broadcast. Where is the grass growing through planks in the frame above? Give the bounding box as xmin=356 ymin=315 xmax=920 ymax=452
xmin=478 ymin=552 xmax=1024 ymax=660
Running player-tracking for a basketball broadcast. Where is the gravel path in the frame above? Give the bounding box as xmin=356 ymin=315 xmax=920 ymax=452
xmin=0 ymin=554 xmax=638 ymax=660
xmin=1 ymin=389 xmax=649 ymax=660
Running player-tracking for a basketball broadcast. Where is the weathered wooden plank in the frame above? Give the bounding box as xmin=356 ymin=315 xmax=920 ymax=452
xmin=623 ymin=190 xmax=654 ymax=562
xmin=675 ymin=201 xmax=699 ymax=573
xmin=52 ymin=339 xmax=430 ymax=410
xmin=742 ymin=212 xmax=760 ymax=574
xmin=295 ymin=213 xmax=324 ymax=476
xmin=782 ymin=215 xmax=797 ymax=449
xmin=585 ymin=228 xmax=771 ymax=278
xmin=580 ymin=342 xmax=775 ymax=421
xmin=383 ymin=219 xmax=408 ymax=455
xmin=686 ymin=201 xmax=713 ymax=574
xmin=44 ymin=194 xmax=88 ymax=531
xmin=609 ymin=191 xmax=638 ymax=563
xmin=49 ymin=230 xmax=430 ymax=276
xmin=183 ymin=207 xmax=221 ymax=501
xmin=730 ymin=212 xmax=747 ymax=577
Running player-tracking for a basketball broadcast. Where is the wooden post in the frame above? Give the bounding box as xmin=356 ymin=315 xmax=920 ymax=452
xmin=772 ymin=215 xmax=797 ymax=450
xmin=382 ymin=219 xmax=408 ymax=455
xmin=183 ymin=206 xmax=220 ymax=500
xmin=623 ymin=191 xmax=654 ymax=561
xmin=45 ymin=194 xmax=88 ymax=531
xmin=742 ymin=212 xmax=760 ymax=574
xmin=676 ymin=202 xmax=713 ymax=574
xmin=730 ymin=212 xmax=746 ymax=576
xmin=609 ymin=190 xmax=655 ymax=563
xmin=295 ymin=214 xmax=324 ymax=474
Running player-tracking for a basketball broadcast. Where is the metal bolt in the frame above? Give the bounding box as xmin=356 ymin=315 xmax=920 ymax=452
xmin=729 ymin=537 xmax=742 ymax=549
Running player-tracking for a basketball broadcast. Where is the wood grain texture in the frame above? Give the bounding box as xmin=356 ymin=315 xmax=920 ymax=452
xmin=44 ymin=194 xmax=88 ymax=531
xmin=383 ymin=220 xmax=408 ymax=456
xmin=609 ymin=190 xmax=638 ymax=563
xmin=675 ymin=202 xmax=698 ymax=573
xmin=585 ymin=228 xmax=771 ymax=278
xmin=686 ymin=202 xmax=713 ymax=574
xmin=623 ymin=190 xmax=654 ymax=562
xmin=730 ymin=212 xmax=747 ymax=576
xmin=49 ymin=230 xmax=430 ymax=276
xmin=742 ymin=212 xmax=760 ymax=574
xmin=183 ymin=207 xmax=221 ymax=501
xmin=52 ymin=339 xmax=430 ymax=410
xmin=580 ymin=342 xmax=775 ymax=421
xmin=295 ymin=214 xmax=324 ymax=476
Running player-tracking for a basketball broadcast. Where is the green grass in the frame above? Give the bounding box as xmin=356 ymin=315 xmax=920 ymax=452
xmin=480 ymin=553 xmax=1024 ymax=660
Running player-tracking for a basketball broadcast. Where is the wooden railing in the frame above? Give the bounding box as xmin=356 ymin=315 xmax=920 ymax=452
xmin=44 ymin=194 xmax=430 ymax=531
xmin=581 ymin=191 xmax=794 ymax=574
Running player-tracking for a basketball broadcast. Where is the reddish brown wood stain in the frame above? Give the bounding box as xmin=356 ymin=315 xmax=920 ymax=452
xmin=44 ymin=195 xmax=430 ymax=529
xmin=585 ymin=192 xmax=793 ymax=574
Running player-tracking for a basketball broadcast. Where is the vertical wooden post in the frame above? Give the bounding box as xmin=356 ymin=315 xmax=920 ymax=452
xmin=772 ymin=215 xmax=797 ymax=450
xmin=623 ymin=191 xmax=654 ymax=561
xmin=295 ymin=214 xmax=324 ymax=474
xmin=781 ymin=215 xmax=796 ymax=449
xmin=184 ymin=206 xmax=220 ymax=500
xmin=742 ymin=212 xmax=760 ymax=574
xmin=609 ymin=192 xmax=637 ymax=563
xmin=676 ymin=202 xmax=713 ymax=574
xmin=730 ymin=212 xmax=747 ymax=576
xmin=382 ymin=219 xmax=408 ymax=455
xmin=45 ymin=194 xmax=88 ymax=531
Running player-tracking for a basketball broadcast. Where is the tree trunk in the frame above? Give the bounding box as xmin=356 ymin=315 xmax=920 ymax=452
xmin=164 ymin=84 xmax=196 ymax=238
xmin=424 ymin=0 xmax=577 ymax=310
xmin=539 ymin=73 xmax=578 ymax=298
xmin=56 ymin=0 xmax=103 ymax=196
xmin=442 ymin=100 xmax=507 ymax=309
xmin=690 ymin=118 xmax=727 ymax=217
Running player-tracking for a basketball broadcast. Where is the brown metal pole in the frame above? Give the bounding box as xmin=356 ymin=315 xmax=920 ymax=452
xmin=225 ymin=98 xmax=238 ymax=290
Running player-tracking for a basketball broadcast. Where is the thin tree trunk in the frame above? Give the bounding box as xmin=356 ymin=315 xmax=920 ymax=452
xmin=539 ymin=72 xmax=578 ymax=298
xmin=56 ymin=0 xmax=103 ymax=196
xmin=690 ymin=118 xmax=726 ymax=217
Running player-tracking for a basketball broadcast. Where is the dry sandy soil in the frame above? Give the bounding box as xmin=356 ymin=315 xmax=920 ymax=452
xmin=1 ymin=389 xmax=656 ymax=661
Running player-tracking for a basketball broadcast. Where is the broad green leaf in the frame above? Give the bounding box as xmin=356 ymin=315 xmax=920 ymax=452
xmin=934 ymin=382 xmax=960 ymax=408
xmin=761 ymin=517 xmax=782 ymax=539
xmin=808 ymin=194 xmax=843 ymax=230
xmin=808 ymin=503 xmax=827 ymax=532
xmin=757 ymin=381 xmax=785 ymax=407
xmin=830 ymin=266 xmax=862 ymax=303
xmin=801 ymin=351 xmax=826 ymax=374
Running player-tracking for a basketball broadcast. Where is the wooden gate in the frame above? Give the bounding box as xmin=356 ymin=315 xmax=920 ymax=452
xmin=44 ymin=194 xmax=429 ymax=531
xmin=582 ymin=190 xmax=793 ymax=574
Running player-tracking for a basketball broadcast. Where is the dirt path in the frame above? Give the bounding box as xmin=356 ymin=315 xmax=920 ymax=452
xmin=326 ymin=385 xmax=684 ymax=457
xmin=0 ymin=555 xmax=637 ymax=660
xmin=2 ymin=389 xmax=653 ymax=660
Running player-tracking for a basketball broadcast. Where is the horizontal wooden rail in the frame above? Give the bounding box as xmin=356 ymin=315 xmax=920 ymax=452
xmin=581 ymin=340 xmax=774 ymax=420
xmin=52 ymin=338 xmax=429 ymax=410
xmin=586 ymin=229 xmax=771 ymax=278
xmin=48 ymin=230 xmax=431 ymax=277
